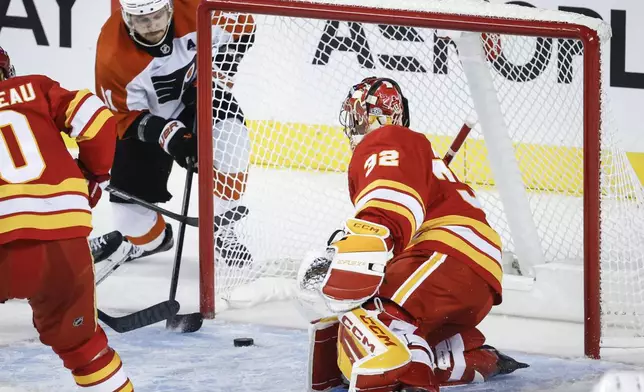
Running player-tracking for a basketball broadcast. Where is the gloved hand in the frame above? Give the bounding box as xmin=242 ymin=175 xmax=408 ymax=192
xmin=76 ymin=160 xmax=109 ymax=208
xmin=158 ymin=119 xmax=197 ymax=170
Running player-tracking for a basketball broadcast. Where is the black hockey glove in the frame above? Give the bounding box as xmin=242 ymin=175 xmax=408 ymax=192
xmin=213 ymin=31 xmax=255 ymax=78
xmin=158 ymin=120 xmax=197 ymax=170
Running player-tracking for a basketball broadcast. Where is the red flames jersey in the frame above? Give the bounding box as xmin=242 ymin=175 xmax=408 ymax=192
xmin=0 ymin=75 xmax=116 ymax=244
xmin=348 ymin=125 xmax=503 ymax=302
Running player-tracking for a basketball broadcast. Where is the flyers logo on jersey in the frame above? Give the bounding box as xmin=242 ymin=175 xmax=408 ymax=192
xmin=150 ymin=58 xmax=196 ymax=104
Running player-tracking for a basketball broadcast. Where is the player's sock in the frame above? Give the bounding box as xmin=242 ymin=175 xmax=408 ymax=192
xmin=125 ymin=223 xmax=174 ymax=262
xmin=56 ymin=327 xmax=133 ymax=391
xmin=72 ymin=348 xmax=133 ymax=391
xmin=124 ymin=212 xmax=167 ymax=252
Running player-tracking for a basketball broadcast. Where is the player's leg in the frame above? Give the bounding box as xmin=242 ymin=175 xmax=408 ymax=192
xmin=212 ymin=84 xmax=253 ymax=266
xmin=377 ymin=252 xmax=506 ymax=390
xmin=432 ymin=328 xmax=528 ymax=385
xmin=9 ymin=238 xmax=133 ymax=390
xmin=309 ymin=306 xmax=416 ymax=392
xmin=107 ymin=137 xmax=175 ymax=259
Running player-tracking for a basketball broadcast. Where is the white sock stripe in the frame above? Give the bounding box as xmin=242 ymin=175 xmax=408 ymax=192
xmin=79 ymin=368 xmax=128 ymax=391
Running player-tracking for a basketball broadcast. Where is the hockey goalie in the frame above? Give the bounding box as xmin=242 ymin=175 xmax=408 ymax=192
xmin=298 ymin=77 xmax=528 ymax=392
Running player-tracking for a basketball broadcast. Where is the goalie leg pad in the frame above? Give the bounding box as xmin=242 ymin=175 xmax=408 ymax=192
xmin=337 ymin=306 xmax=412 ymax=392
xmin=309 ymin=317 xmax=344 ymax=391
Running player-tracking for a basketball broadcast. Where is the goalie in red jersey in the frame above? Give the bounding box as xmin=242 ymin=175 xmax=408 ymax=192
xmin=0 ymin=48 xmax=133 ymax=391
xmin=299 ymin=77 xmax=528 ymax=392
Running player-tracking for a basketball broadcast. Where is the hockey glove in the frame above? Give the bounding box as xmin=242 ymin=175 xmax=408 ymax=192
xmin=158 ymin=120 xmax=198 ymax=170
xmin=321 ymin=218 xmax=393 ymax=313
xmin=76 ymin=160 xmax=109 ymax=208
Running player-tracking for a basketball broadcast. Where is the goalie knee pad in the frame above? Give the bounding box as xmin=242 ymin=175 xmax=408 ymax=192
xmin=337 ymin=306 xmax=412 ymax=392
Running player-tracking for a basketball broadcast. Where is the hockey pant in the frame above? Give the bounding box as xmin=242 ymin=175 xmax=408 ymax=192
xmin=0 ymin=237 xmax=133 ymax=390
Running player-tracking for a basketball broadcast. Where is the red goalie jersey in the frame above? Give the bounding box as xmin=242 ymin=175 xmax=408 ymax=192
xmin=0 ymin=75 xmax=115 ymax=244
xmin=348 ymin=125 xmax=503 ymax=303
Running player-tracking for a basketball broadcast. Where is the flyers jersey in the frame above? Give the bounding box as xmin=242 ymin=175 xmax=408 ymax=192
xmin=348 ymin=125 xmax=503 ymax=303
xmin=95 ymin=0 xmax=255 ymax=137
xmin=0 ymin=75 xmax=116 ymax=244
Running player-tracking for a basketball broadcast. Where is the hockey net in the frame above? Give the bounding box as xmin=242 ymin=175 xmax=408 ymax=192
xmin=196 ymin=0 xmax=644 ymax=358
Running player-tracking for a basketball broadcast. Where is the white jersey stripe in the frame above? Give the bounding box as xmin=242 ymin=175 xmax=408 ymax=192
xmin=69 ymin=95 xmax=106 ymax=138
xmin=0 ymin=194 xmax=90 ymax=217
xmin=354 ymin=188 xmax=425 ymax=232
xmin=442 ymin=225 xmax=502 ymax=263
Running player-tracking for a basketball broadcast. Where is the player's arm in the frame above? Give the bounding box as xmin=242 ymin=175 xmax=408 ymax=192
xmin=211 ymin=12 xmax=256 ymax=86
xmin=321 ymin=129 xmax=433 ymax=313
xmin=44 ymin=78 xmax=116 ymax=206
xmin=350 ymin=130 xmax=433 ymax=250
xmin=95 ymin=53 xmax=196 ymax=169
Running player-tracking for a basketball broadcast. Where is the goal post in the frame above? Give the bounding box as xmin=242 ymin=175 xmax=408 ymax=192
xmin=195 ymin=0 xmax=643 ymax=360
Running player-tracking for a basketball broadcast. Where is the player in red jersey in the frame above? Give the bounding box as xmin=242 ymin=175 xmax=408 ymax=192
xmin=300 ymin=77 xmax=527 ymax=391
xmin=0 ymin=47 xmax=133 ymax=391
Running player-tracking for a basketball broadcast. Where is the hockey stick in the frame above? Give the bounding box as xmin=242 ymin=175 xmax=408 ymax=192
xmin=165 ymin=161 xmax=204 ymax=333
xmin=105 ymin=186 xmax=248 ymax=230
xmin=97 ymin=300 xmax=180 ymax=333
xmin=106 ymin=185 xmax=199 ymax=227
xmin=443 ymin=117 xmax=476 ymax=165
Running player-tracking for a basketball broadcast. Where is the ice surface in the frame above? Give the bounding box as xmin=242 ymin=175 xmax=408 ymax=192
xmin=1 ymin=168 xmax=643 ymax=391
xmin=0 ymin=318 xmax=641 ymax=391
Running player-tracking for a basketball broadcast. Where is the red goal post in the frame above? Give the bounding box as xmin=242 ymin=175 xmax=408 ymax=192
xmin=196 ymin=0 xmax=604 ymax=357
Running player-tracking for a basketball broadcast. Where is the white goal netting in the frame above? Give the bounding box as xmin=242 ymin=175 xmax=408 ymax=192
xmin=202 ymin=0 xmax=644 ymax=350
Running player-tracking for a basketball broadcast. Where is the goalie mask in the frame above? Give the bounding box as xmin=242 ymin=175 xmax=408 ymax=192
xmin=0 ymin=47 xmax=16 ymax=81
xmin=339 ymin=77 xmax=410 ymax=149
xmin=120 ymin=0 xmax=173 ymax=47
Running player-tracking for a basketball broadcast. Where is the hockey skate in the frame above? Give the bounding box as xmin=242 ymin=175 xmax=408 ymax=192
xmin=124 ymin=223 xmax=175 ymax=262
xmin=480 ymin=345 xmax=529 ymax=377
xmin=90 ymin=231 xmax=125 ymax=263
xmin=214 ymin=206 xmax=253 ymax=267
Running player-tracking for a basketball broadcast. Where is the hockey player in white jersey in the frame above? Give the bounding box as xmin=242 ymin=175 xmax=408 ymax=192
xmin=92 ymin=0 xmax=254 ymax=266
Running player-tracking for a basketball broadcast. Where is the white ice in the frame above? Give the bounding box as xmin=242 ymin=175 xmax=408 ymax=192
xmin=1 ymin=167 xmax=643 ymax=391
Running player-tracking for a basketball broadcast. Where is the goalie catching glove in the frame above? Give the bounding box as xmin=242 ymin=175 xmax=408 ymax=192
xmin=321 ymin=218 xmax=393 ymax=313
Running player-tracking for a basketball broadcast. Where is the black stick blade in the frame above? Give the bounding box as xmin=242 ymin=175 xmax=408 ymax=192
xmin=98 ymin=300 xmax=180 ymax=333
xmin=166 ymin=312 xmax=204 ymax=333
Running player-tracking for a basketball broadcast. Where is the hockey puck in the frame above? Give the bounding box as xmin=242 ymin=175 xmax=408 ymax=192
xmin=233 ymin=338 xmax=254 ymax=347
